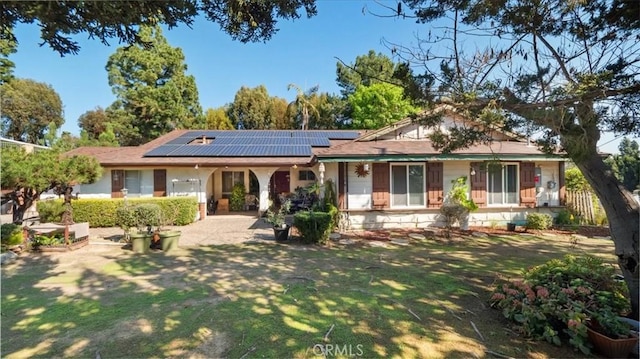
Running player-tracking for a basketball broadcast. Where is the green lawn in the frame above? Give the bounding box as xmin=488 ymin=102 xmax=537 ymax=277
xmin=1 ymin=231 xmax=618 ymax=358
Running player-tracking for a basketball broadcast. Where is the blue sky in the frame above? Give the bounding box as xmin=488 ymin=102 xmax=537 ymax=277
xmin=8 ymin=1 xmax=633 ymax=153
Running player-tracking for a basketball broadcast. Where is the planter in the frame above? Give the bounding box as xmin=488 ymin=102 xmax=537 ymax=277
xmin=587 ymin=326 xmax=639 ymax=358
xmin=273 ymin=225 xmax=290 ymax=242
xmin=130 ymin=232 xmax=152 ymax=254
xmin=160 ymin=230 xmax=181 ymax=252
xmin=506 ymin=223 xmax=517 ymax=231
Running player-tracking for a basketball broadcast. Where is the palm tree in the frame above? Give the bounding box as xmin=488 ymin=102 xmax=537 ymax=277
xmin=287 ymin=83 xmax=320 ymax=130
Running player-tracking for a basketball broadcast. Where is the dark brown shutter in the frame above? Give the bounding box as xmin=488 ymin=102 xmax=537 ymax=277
xmin=470 ymin=162 xmax=487 ymax=207
xmin=338 ymin=162 xmax=346 ymax=210
xmin=153 ymin=169 xmax=167 ymax=197
xmin=111 ymin=169 xmax=125 ymax=198
xmin=372 ymin=162 xmax=390 ymax=209
xmin=520 ymin=162 xmax=536 ymax=207
xmin=426 ymin=162 xmax=443 ymax=208
xmin=558 ymin=161 xmax=566 ymax=205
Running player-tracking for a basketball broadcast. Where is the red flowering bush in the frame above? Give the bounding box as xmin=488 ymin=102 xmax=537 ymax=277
xmin=490 ymin=255 xmax=629 ymax=354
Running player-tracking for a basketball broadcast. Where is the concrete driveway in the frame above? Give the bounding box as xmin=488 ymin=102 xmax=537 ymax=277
xmin=88 ymin=213 xmax=277 ymax=246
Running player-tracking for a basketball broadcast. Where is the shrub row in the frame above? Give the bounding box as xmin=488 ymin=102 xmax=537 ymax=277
xmin=37 ymin=197 xmax=198 ymax=227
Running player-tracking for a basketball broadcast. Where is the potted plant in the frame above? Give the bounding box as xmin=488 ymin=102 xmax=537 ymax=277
xmin=586 ymin=310 xmax=639 ymax=358
xmin=440 ymin=176 xmax=478 ymax=231
xmin=156 ymin=204 xmax=181 ymax=252
xmin=265 ymin=200 xmax=291 ymax=242
xmin=116 ymin=204 xmax=161 ymax=253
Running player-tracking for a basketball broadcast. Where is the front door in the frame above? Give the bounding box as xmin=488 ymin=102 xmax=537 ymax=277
xmin=271 ymin=171 xmax=290 ymax=204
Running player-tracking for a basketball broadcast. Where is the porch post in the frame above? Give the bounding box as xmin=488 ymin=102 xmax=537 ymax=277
xmin=250 ymin=167 xmax=279 ymax=214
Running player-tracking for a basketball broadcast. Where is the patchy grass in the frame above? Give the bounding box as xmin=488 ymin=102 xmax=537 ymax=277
xmin=1 ymin=231 xmax=619 ymax=358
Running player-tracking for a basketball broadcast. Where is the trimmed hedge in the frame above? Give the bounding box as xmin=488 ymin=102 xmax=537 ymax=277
xmin=37 ymin=197 xmax=198 ymax=227
xmin=293 ymin=210 xmax=332 ymax=244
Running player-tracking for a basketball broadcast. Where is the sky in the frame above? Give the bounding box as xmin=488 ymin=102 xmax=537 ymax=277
xmin=7 ymin=0 xmax=635 ymax=154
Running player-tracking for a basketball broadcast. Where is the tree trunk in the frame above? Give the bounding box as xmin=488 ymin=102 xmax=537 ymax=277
xmin=10 ymin=188 xmax=38 ymax=225
xmin=575 ymin=155 xmax=639 ymax=320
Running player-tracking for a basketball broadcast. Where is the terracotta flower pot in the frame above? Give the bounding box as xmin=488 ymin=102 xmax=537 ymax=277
xmin=587 ymin=326 xmax=638 ymax=358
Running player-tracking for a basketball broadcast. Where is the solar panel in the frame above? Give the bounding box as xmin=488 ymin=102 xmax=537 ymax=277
xmin=144 ymin=145 xmax=182 ymax=156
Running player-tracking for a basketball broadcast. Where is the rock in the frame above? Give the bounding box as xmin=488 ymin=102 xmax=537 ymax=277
xmin=472 ymin=232 xmax=488 ymax=238
xmin=1 ymin=251 xmax=18 ymax=265
xmin=368 ymin=241 xmax=388 ymax=248
xmin=390 ymin=238 xmax=410 ymax=246
xmin=329 ymin=233 xmax=341 ymax=240
xmin=338 ymin=239 xmax=355 ymax=245
xmin=409 ymin=233 xmax=426 ymax=240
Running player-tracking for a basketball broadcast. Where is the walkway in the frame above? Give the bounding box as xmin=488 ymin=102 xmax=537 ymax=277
xmin=89 ymin=213 xmax=275 ymax=246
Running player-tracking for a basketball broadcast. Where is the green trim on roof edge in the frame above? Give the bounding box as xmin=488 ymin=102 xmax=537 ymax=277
xmin=317 ymin=154 xmax=566 ymax=162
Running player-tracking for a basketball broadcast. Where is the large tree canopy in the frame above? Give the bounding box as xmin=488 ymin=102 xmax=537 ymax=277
xmin=606 ymin=138 xmax=640 ymax=191
xmin=0 ymin=77 xmax=63 ymax=144
xmin=1 ymin=147 xmax=102 ymax=224
xmin=0 ymin=0 xmax=317 ymax=56
xmin=106 ymin=25 xmax=203 ymax=145
xmin=385 ymin=0 xmax=640 ymax=318
xmin=348 ymin=83 xmax=418 ymax=129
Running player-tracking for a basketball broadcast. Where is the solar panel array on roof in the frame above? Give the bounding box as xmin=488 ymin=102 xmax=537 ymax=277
xmin=144 ymin=130 xmax=357 ymax=157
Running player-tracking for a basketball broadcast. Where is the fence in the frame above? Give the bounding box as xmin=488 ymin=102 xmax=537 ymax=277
xmin=566 ymin=190 xmax=599 ymax=224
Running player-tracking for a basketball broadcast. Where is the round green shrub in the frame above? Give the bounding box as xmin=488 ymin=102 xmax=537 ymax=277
xmin=526 ymin=213 xmax=553 ymax=230
xmin=37 ymin=200 xmax=65 ymax=223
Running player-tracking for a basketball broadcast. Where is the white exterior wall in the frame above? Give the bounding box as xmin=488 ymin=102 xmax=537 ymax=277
xmin=443 ymin=161 xmax=472 ymax=201
xmin=76 ymin=169 xmax=112 ymax=199
xmin=347 ymin=162 xmax=372 ymax=210
xmin=536 ymin=162 xmax=560 ymax=207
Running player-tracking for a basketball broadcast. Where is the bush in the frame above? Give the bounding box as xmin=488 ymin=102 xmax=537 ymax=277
xmin=39 ymin=197 xmax=197 ymax=227
xmin=37 ymin=200 xmax=65 ymax=223
xmin=115 ymin=206 xmax=137 ymax=233
xmin=134 ymin=203 xmax=162 ymax=231
xmin=526 ymin=213 xmax=553 ymax=230
xmin=489 ymin=255 xmax=630 ymax=355
xmin=1 ymin=223 xmax=24 ymax=251
xmin=230 ymin=183 xmax=246 ymax=211
xmin=555 ymin=209 xmax=580 ymax=226
xmin=293 ymin=211 xmax=332 ymax=244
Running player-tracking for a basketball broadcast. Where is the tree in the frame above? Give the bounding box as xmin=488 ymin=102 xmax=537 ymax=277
xmin=336 ymin=50 xmax=399 ymax=97
xmin=269 ymin=97 xmax=294 ymax=129
xmin=384 ymin=0 xmax=640 ymax=318
xmin=78 ymin=107 xmax=110 ymax=140
xmin=106 ymin=25 xmax=204 ymax=145
xmin=228 ymin=85 xmax=273 ymax=129
xmin=1 ymin=147 xmax=102 ymax=224
xmin=287 ymin=83 xmax=320 ymax=130
xmin=204 ymin=107 xmax=234 ymax=130
xmin=565 ymin=166 xmax=591 ymax=192
xmin=0 ymin=28 xmax=16 ymax=84
xmin=0 ymin=78 xmax=64 ymax=144
xmin=348 ymin=83 xmax=418 ymax=129
xmin=607 ymin=138 xmax=640 ymax=191
xmin=1 ymin=1 xmax=317 ymax=56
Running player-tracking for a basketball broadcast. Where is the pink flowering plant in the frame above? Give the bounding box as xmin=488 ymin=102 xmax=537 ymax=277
xmin=489 ymin=255 xmax=630 ymax=355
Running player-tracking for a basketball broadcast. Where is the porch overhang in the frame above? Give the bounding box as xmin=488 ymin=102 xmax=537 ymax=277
xmin=317 ymin=154 xmax=567 ymax=162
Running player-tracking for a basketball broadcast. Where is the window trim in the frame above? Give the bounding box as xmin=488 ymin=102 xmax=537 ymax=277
xmin=389 ymin=162 xmax=426 ymax=209
xmin=222 ymin=171 xmax=245 ymax=194
xmin=298 ymin=170 xmax=316 ymax=181
xmin=486 ymin=162 xmax=520 ymax=206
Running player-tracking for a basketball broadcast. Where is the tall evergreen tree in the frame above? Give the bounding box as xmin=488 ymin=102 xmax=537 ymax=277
xmin=228 ymin=85 xmax=273 ymax=129
xmin=607 ymin=138 xmax=640 ymax=191
xmin=106 ymin=25 xmax=203 ymax=145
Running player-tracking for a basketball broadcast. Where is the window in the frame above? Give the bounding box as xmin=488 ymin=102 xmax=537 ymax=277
xmin=298 ymin=170 xmax=316 ymax=181
xmin=487 ymin=163 xmax=518 ymax=205
xmin=391 ymin=164 xmax=425 ymax=207
xmin=124 ymin=170 xmax=141 ymax=196
xmin=222 ymin=171 xmax=244 ymax=193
